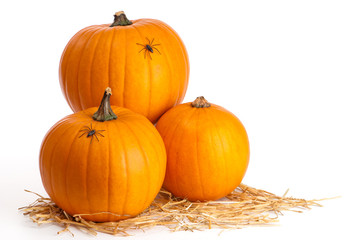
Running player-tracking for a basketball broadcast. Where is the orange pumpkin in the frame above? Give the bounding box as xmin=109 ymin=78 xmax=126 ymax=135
xmin=59 ymin=11 xmax=189 ymax=123
xmin=156 ymin=97 xmax=250 ymax=201
xmin=39 ymin=88 xmax=166 ymax=222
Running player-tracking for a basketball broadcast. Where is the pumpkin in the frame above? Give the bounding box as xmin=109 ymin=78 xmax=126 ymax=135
xmin=39 ymin=88 xmax=166 ymax=222
xmin=156 ymin=97 xmax=250 ymax=201
xmin=59 ymin=11 xmax=189 ymax=123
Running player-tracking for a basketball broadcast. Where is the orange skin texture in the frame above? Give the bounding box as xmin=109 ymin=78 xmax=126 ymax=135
xmin=39 ymin=107 xmax=166 ymax=222
xmin=59 ymin=19 xmax=189 ymax=123
xmin=156 ymin=103 xmax=250 ymax=201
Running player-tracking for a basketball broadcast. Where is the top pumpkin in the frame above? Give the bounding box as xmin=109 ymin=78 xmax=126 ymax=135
xmin=59 ymin=11 xmax=189 ymax=123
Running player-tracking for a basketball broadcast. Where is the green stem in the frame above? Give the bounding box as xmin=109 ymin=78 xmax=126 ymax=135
xmin=92 ymin=87 xmax=118 ymax=121
xmin=109 ymin=11 xmax=132 ymax=27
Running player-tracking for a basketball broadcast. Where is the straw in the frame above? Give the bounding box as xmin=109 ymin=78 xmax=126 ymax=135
xmin=19 ymin=184 xmax=328 ymax=236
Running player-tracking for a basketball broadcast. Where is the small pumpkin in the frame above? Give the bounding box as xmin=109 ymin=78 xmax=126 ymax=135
xmin=156 ymin=97 xmax=250 ymax=201
xmin=39 ymin=88 xmax=166 ymax=222
xmin=59 ymin=11 xmax=189 ymax=123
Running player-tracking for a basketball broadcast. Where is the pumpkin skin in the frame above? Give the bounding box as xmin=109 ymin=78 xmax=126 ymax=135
xmin=156 ymin=97 xmax=250 ymax=201
xmin=39 ymin=95 xmax=166 ymax=222
xmin=59 ymin=12 xmax=189 ymax=123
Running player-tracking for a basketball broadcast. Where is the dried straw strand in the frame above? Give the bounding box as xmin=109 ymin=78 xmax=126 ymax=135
xmin=19 ymin=184 xmax=327 ymax=236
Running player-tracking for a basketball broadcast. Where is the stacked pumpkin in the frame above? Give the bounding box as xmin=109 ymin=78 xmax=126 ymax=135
xmin=40 ymin=11 xmax=250 ymax=222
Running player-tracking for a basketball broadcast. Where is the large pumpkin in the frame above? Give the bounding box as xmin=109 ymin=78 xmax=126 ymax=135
xmin=59 ymin=11 xmax=189 ymax=123
xmin=156 ymin=97 xmax=250 ymax=201
xmin=39 ymin=88 xmax=166 ymax=222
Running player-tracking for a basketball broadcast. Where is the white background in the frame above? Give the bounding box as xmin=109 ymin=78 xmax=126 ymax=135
xmin=0 ymin=0 xmax=358 ymax=239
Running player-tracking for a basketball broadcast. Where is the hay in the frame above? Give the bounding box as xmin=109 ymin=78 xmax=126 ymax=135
xmin=19 ymin=184 xmax=326 ymax=236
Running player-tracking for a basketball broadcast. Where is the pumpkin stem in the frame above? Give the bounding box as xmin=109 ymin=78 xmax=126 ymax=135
xmin=93 ymin=87 xmax=118 ymax=122
xmin=191 ymin=96 xmax=211 ymax=108
xmin=110 ymin=11 xmax=133 ymax=27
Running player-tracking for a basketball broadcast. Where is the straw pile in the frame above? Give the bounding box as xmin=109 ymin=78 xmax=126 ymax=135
xmin=19 ymin=184 xmax=324 ymax=236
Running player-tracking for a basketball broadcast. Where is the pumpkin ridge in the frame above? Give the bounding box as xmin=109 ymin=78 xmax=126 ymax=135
xmin=74 ymin=27 xmax=101 ymax=111
xmin=122 ymin=28 xmax=128 ymax=108
xmin=60 ymin=27 xmax=87 ymax=105
xmin=113 ymin=120 xmax=128 ymax=215
xmin=88 ymin=29 xmax=106 ymax=108
xmin=111 ymin=27 xmax=126 ymax=107
xmin=145 ymin=21 xmax=180 ymax=105
xmin=77 ymin=27 xmax=104 ymax=110
xmin=120 ymin=120 xmax=151 ymax=212
xmin=85 ymin=122 xmax=103 ymax=217
xmin=169 ymin=108 xmax=198 ymax=197
xmin=150 ymin=20 xmax=189 ymax=104
xmin=131 ymin=24 xmax=152 ymax=118
xmin=63 ymin=124 xmax=85 ymax=216
xmin=145 ymin=21 xmax=176 ymax=113
xmin=202 ymin=107 xmax=217 ymax=198
xmin=132 ymin=117 xmax=165 ymax=193
xmin=195 ymin=110 xmax=206 ymax=200
xmin=45 ymin=121 xmax=66 ymax=204
xmin=207 ymin=108 xmax=230 ymax=196
xmin=48 ymin=120 xmax=78 ymax=212
xmin=156 ymin=105 xmax=191 ymax=137
xmin=105 ymin=117 xmax=128 ymax=217
xmin=219 ymin=108 xmax=250 ymax=188
xmin=221 ymin=109 xmax=249 ymax=191
xmin=103 ymin=120 xmax=116 ymax=218
xmin=62 ymin=27 xmax=96 ymax=111
xmin=106 ymin=29 xmax=116 ymax=103
xmin=80 ymin=123 xmax=92 ymax=215
xmin=39 ymin=118 xmax=69 ymax=202
xmin=105 ymin=121 xmax=111 ymax=220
